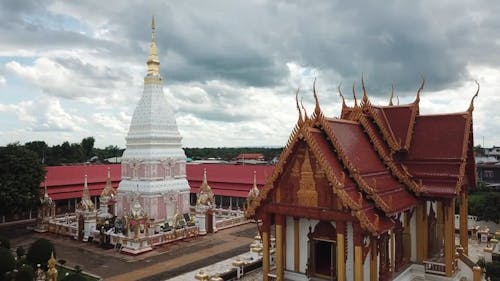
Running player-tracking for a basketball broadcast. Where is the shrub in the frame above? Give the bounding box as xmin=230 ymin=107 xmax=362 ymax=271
xmin=61 ymin=273 xmax=86 ymax=281
xmin=15 ymin=264 xmax=35 ymax=281
xmin=16 ymin=246 xmax=25 ymax=259
xmin=26 ymin=238 xmax=56 ymax=269
xmin=0 ymin=247 xmax=16 ymax=278
xmin=0 ymin=235 xmax=10 ymax=249
xmin=485 ymin=260 xmax=500 ymax=281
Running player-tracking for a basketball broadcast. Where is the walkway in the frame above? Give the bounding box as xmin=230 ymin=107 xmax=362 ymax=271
xmin=6 ymin=223 xmax=259 ymax=280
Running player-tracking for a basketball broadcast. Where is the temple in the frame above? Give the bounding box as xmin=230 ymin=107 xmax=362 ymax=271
xmin=245 ymin=79 xmax=478 ymax=280
xmin=116 ymin=16 xmax=190 ymax=223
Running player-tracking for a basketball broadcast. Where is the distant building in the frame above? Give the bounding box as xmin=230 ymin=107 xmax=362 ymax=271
xmin=476 ymin=156 xmax=500 ymax=189
xmin=483 ymin=146 xmax=500 ymax=160
xmin=235 ymin=153 xmax=267 ymax=165
xmin=236 ymin=153 xmax=265 ymax=161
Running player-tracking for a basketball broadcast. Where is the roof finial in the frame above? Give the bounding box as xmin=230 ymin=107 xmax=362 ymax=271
xmin=361 ymin=73 xmax=369 ymax=105
xmin=147 ymin=16 xmax=160 ymax=76
xmin=295 ymin=88 xmax=303 ymax=124
xmin=338 ymin=82 xmax=346 ymax=108
xmin=352 ymin=82 xmax=358 ymax=107
xmin=300 ymin=98 xmax=308 ymax=121
xmin=312 ymin=78 xmax=321 ymax=115
xmin=389 ymin=84 xmax=394 ymax=106
xmin=415 ymin=76 xmax=425 ymax=104
xmin=468 ymin=80 xmax=480 ymax=112
xmin=253 ymin=170 xmax=257 ymax=187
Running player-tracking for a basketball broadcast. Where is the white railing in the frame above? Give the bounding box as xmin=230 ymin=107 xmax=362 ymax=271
xmin=423 ymin=257 xmax=458 ymax=276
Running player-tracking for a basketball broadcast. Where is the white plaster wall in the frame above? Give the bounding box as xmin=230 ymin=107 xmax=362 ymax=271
xmin=299 ymin=218 xmax=318 ymax=273
xmin=410 ymin=210 xmax=417 ymax=262
xmin=363 ymin=249 xmax=370 ymax=281
xmin=285 ymin=216 xmax=295 ymax=271
xmin=346 ymin=222 xmax=354 ymax=281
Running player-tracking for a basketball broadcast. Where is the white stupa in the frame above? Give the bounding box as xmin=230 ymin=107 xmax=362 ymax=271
xmin=116 ymin=17 xmax=190 ymax=223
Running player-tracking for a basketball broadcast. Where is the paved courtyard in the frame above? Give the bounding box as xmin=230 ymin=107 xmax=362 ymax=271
xmin=2 ymin=222 xmax=259 ymax=281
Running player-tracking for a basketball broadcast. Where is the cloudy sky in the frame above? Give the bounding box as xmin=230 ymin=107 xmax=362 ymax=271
xmin=0 ymin=0 xmax=499 ymax=148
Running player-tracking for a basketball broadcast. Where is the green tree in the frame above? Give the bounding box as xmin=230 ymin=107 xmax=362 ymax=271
xmin=24 ymin=141 xmax=49 ymax=164
xmin=0 ymin=235 xmax=10 ymax=249
xmin=15 ymin=264 xmax=34 ymax=281
xmin=16 ymin=246 xmax=25 ymax=259
xmin=468 ymin=191 xmax=500 ymax=223
xmin=81 ymin=137 xmax=95 ymax=161
xmin=26 ymin=238 xmax=55 ymax=269
xmin=0 ymin=247 xmax=15 ymax=279
xmin=0 ymin=144 xmax=46 ymax=216
xmin=485 ymin=260 xmax=500 ymax=281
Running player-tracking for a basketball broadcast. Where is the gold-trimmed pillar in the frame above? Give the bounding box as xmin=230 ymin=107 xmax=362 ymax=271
xmin=370 ymin=237 xmax=377 ymax=281
xmin=444 ymin=198 xmax=456 ymax=277
xmin=262 ymin=215 xmax=270 ymax=281
xmin=294 ymin=217 xmax=300 ymax=272
xmin=276 ymin=214 xmax=284 ymax=280
xmin=354 ymin=224 xmax=363 ymax=281
xmin=460 ymin=190 xmax=469 ymax=254
xmin=336 ymin=222 xmax=346 ymax=281
xmin=403 ymin=210 xmax=411 ymax=262
xmin=416 ymin=202 xmax=428 ymax=263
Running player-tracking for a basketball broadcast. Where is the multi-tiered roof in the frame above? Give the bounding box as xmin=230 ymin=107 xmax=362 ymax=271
xmin=246 ymin=78 xmax=478 ymax=235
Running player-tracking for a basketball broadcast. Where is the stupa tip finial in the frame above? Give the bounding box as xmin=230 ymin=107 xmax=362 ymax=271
xmin=147 ymin=16 xmax=160 ymax=75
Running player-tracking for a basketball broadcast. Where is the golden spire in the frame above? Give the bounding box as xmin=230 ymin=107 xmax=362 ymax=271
xmin=147 ymin=16 xmax=160 ymax=75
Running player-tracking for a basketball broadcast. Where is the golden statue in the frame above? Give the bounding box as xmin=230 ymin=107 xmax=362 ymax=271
xmin=47 ymin=251 xmax=58 ymax=281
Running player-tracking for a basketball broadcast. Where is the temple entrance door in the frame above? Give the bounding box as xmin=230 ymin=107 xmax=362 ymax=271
xmin=313 ymin=238 xmax=336 ymax=279
xmin=206 ymin=210 xmax=213 ymax=233
xmin=308 ymin=221 xmax=337 ymax=280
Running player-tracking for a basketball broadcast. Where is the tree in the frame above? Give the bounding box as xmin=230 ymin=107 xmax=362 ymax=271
xmin=15 ymin=265 xmax=34 ymax=281
xmin=26 ymin=238 xmax=55 ymax=269
xmin=81 ymin=137 xmax=95 ymax=161
xmin=0 ymin=247 xmax=15 ymax=279
xmin=16 ymin=246 xmax=25 ymax=259
xmin=0 ymin=144 xmax=46 ymax=216
xmin=0 ymin=235 xmax=10 ymax=249
xmin=485 ymin=260 xmax=500 ymax=281
xmin=24 ymin=141 xmax=49 ymax=164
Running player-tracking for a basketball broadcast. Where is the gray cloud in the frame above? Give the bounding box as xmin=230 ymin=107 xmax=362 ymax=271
xmin=1 ymin=0 xmax=499 ymax=147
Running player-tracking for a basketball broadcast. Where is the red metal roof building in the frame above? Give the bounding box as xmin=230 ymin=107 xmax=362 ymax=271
xmin=41 ymin=163 xmax=275 ymax=211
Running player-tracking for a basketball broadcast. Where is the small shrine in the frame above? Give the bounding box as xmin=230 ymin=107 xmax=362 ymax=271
xmin=120 ymin=192 xmax=152 ymax=254
xmin=35 ymin=179 xmax=55 ymax=232
xmin=195 ymin=169 xmax=215 ymax=235
xmin=98 ymin=167 xmax=116 ymax=223
xmin=245 ymin=171 xmax=260 ymax=210
xmin=75 ymin=175 xmax=97 ymax=241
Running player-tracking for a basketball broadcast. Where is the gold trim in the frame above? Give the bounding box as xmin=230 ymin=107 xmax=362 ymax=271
xmin=357 ymin=114 xmax=424 ymax=194
xmin=317 ymin=115 xmax=395 ymax=214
